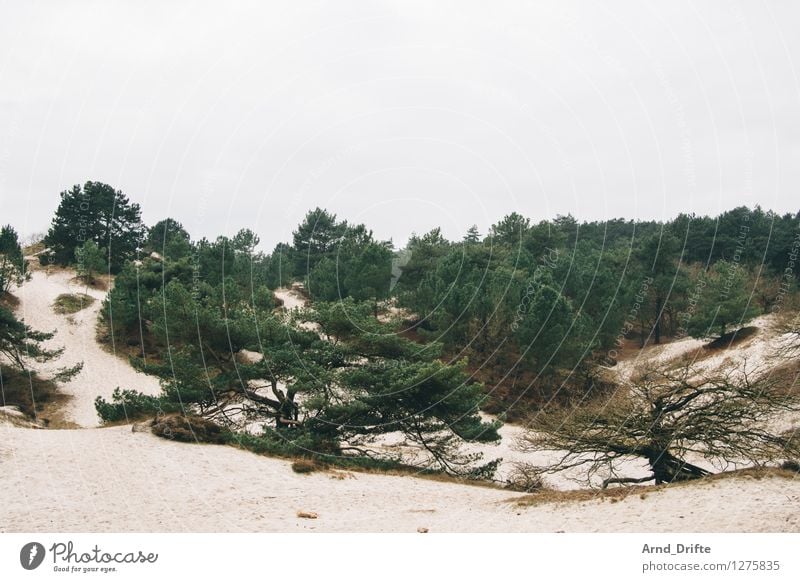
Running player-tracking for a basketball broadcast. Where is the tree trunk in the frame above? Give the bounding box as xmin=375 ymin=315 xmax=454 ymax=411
xmin=654 ymin=296 xmax=662 ymax=344
xmin=649 ymin=451 xmax=709 ymax=485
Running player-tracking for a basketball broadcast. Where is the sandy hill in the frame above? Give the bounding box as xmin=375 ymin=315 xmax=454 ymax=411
xmin=1 ymin=267 xmax=798 ymax=532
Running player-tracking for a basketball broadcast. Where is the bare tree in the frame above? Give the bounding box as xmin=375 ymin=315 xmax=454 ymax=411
xmin=520 ymin=359 xmax=800 ymax=488
xmin=771 ymin=308 xmax=800 ymax=360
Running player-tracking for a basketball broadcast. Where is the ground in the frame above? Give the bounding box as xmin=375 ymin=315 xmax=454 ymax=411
xmin=1 ymin=267 xmax=798 ymax=533
xmin=2 ymin=424 xmax=798 ymax=533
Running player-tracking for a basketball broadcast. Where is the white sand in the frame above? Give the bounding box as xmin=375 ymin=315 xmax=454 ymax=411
xmin=13 ymin=270 xmax=162 ymax=427
xmin=612 ymin=314 xmax=796 ymax=385
xmin=1 ymin=424 xmax=797 ymax=533
xmin=274 ymin=286 xmax=307 ymax=311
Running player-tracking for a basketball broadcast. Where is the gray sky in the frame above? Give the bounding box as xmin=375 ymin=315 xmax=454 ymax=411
xmin=1 ymin=0 xmax=799 ymax=250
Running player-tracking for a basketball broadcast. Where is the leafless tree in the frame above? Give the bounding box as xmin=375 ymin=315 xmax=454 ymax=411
xmin=520 ymin=359 xmax=800 ymax=487
xmin=771 ymin=308 xmax=800 ymax=360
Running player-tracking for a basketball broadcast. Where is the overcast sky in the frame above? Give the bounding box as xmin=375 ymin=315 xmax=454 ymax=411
xmin=1 ymin=0 xmax=798 ymax=249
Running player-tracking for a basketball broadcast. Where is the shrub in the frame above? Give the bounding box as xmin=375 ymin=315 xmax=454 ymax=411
xmin=0 ymin=366 xmax=59 ymax=417
xmin=95 ymin=388 xmax=176 ymax=423
xmin=291 ymin=459 xmax=322 ymax=473
xmin=151 ymin=413 xmax=230 ymax=444
xmin=782 ymin=460 xmax=800 ymax=473
xmin=505 ymin=462 xmax=547 ymax=492
xmin=53 ymin=293 xmax=95 ymax=314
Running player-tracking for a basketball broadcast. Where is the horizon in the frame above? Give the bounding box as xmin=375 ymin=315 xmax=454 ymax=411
xmin=13 ymin=186 xmax=800 ymax=252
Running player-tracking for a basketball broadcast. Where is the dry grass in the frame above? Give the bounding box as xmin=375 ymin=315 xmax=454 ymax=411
xmin=22 ymin=240 xmax=45 ymax=256
xmin=291 ymin=458 xmax=323 ymax=474
xmin=0 ymin=291 xmax=20 ymax=310
xmin=512 ymin=466 xmax=798 ymax=507
xmin=152 ymin=414 xmax=229 ymax=444
xmin=52 ymin=293 xmax=95 ymax=314
xmin=72 ymin=274 xmax=109 ymax=291
xmin=0 ymin=366 xmax=78 ymax=428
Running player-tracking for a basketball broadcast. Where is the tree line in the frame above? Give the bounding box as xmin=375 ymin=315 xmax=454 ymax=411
xmin=2 ymin=180 xmax=798 ymax=482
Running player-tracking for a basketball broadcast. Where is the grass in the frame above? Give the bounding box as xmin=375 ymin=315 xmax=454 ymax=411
xmin=512 ymin=466 xmax=799 ymax=507
xmin=291 ymin=458 xmax=323 ymax=473
xmin=0 ymin=291 xmax=20 ymax=310
xmin=53 ymin=293 xmax=95 ymax=314
xmin=0 ymin=366 xmax=78 ymax=428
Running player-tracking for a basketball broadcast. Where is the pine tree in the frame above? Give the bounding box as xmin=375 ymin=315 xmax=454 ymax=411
xmin=45 ymin=181 xmax=145 ymax=272
xmin=463 ymin=225 xmax=481 ymax=244
xmin=686 ymin=260 xmax=759 ymax=339
xmin=0 ymin=225 xmax=27 ymax=293
xmin=75 ymin=240 xmax=107 ymax=285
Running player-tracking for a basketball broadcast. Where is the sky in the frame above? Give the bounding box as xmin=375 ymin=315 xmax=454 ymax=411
xmin=1 ymin=0 xmax=799 ymax=250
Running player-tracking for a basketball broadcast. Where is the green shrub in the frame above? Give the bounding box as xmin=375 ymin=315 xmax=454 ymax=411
xmin=94 ymin=388 xmax=176 ymax=423
xmin=53 ymin=293 xmax=95 ymax=314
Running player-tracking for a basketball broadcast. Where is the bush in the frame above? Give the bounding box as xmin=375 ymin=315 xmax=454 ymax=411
xmin=0 ymin=367 xmax=59 ymax=418
xmin=53 ymin=293 xmax=95 ymax=314
xmin=291 ymin=459 xmax=322 ymax=473
xmin=232 ymin=430 xmax=402 ymax=472
xmin=505 ymin=462 xmax=547 ymax=492
xmin=782 ymin=460 xmax=800 ymax=473
xmin=95 ymin=388 xmax=176 ymax=423
xmin=151 ymin=413 xmax=230 ymax=444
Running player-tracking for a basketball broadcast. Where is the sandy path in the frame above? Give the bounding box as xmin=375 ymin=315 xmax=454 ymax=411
xmin=1 ymin=424 xmax=797 ymax=533
xmin=14 ymin=270 xmax=162 ymax=427
xmin=274 ymin=286 xmax=307 ymax=311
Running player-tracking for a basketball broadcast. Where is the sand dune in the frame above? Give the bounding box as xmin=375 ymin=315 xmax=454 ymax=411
xmin=2 ymin=270 xmax=798 ymax=533
xmin=14 ymin=269 xmax=162 ymax=427
xmin=1 ymin=424 xmax=797 ymax=533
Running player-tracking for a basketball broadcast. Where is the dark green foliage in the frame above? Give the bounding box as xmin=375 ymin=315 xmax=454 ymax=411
xmin=0 ymin=306 xmax=60 ymax=369
xmin=0 ymin=225 xmax=27 ymax=293
xmin=292 ymin=207 xmax=347 ymax=275
xmin=92 ymin=200 xmax=799 ymax=477
xmin=300 ymin=219 xmax=393 ymax=306
xmin=44 ymin=181 xmax=145 ymax=272
xmin=388 ymin=207 xmax=799 ymax=410
xmin=488 ymin=212 xmax=530 ymax=246
xmin=144 ymin=218 xmax=192 ymax=258
xmin=0 ymin=306 xmax=82 ymax=420
xmin=105 ymin=261 xmax=500 ymax=475
xmin=94 ymin=388 xmax=178 ymax=422
xmin=0 ymin=366 xmax=60 ymax=418
xmin=685 ymin=260 xmax=760 ymax=339
xmin=463 ymin=224 xmax=481 ymax=243
xmin=75 ymin=240 xmax=107 ymax=284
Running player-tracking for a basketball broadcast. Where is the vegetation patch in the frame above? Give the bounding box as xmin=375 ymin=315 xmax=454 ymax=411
xmin=513 ymin=466 xmax=798 ymax=508
xmin=704 ymin=325 xmax=758 ymax=350
xmin=95 ymin=388 xmax=179 ymax=423
xmin=0 ymin=291 xmax=20 ymax=310
xmin=291 ymin=458 xmax=324 ymax=473
xmin=53 ymin=293 xmax=95 ymax=314
xmin=151 ymin=413 xmax=231 ymax=444
xmin=0 ymin=366 xmax=61 ymax=418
